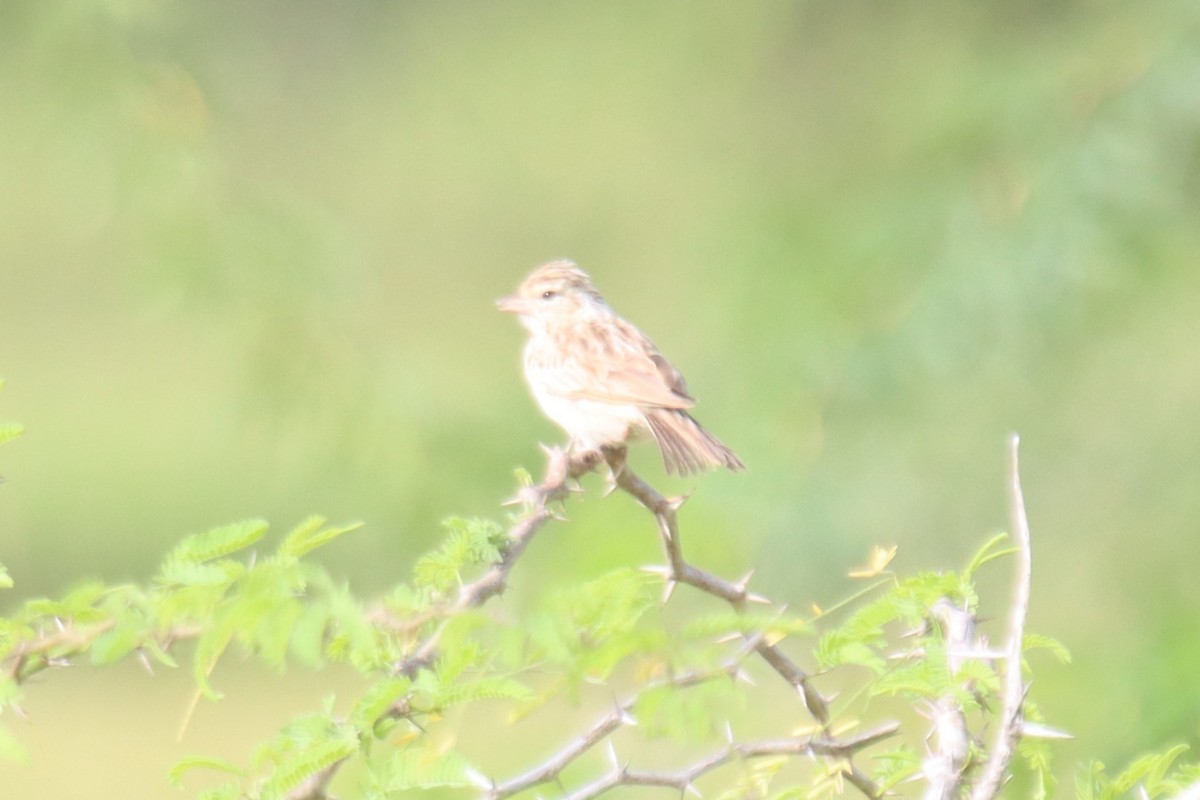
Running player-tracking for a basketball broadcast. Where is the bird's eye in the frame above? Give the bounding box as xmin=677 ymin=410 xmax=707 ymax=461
xmin=541 ymin=290 xmax=557 ymax=300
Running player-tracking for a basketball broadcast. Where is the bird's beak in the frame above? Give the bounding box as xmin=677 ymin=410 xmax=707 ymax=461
xmin=496 ymin=294 xmax=530 ymax=315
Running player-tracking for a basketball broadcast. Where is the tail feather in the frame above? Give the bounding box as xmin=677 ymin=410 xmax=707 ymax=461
xmin=645 ymin=409 xmax=745 ymax=476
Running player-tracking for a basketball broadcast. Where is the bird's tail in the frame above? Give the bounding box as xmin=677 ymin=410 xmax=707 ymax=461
xmin=644 ymin=409 xmax=745 ymax=476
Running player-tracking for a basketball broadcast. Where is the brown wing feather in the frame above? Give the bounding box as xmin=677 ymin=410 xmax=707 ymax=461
xmin=551 ymin=316 xmax=696 ymax=409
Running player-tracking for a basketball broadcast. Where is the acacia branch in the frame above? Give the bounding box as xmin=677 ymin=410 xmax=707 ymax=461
xmin=602 ymin=446 xmax=889 ymax=800
xmin=488 ymin=636 xmax=764 ymax=800
xmin=923 ymin=599 xmax=977 ymax=799
xmin=393 ymin=447 xmax=603 ymax=676
xmin=603 ymin=448 xmax=832 ymax=722
xmin=969 ymin=434 xmax=1034 ymax=800
xmin=561 ymin=723 xmax=900 ymax=800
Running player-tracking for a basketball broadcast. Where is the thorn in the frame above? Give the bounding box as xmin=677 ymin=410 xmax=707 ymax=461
xmin=735 ymin=569 xmax=755 ymax=591
xmin=567 ymin=479 xmax=585 ymax=494
xmin=548 ymin=508 xmax=569 ymax=522
xmin=606 ymin=740 xmax=620 ymax=769
xmin=619 ymin=709 xmax=638 ymax=727
xmin=950 ymin=647 xmax=1006 ymax=660
xmin=137 ymin=649 xmax=155 ymax=676
xmin=639 ymin=565 xmax=670 ymax=576
xmin=464 ymin=767 xmax=494 ymax=790
xmin=665 ymin=494 xmax=691 ymax=513
xmin=661 ymin=580 xmax=677 ymax=605
xmin=714 ymin=632 xmax=741 ymax=645
xmin=11 ymin=703 xmax=28 ymax=721
xmin=684 ymin=781 xmax=703 ymax=798
xmin=1020 ymin=721 xmax=1074 ymax=740
xmin=734 ymin=668 xmax=756 ymax=687
xmin=724 ymin=721 xmax=735 ymax=743
xmin=745 ymin=592 xmax=771 ymax=605
xmin=47 ymin=657 xmax=71 ymax=669
xmin=53 ymin=616 xmax=66 ymax=632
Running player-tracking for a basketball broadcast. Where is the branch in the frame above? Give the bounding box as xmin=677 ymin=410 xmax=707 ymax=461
xmin=488 ymin=636 xmax=764 ymax=800
xmin=602 ymin=447 xmax=890 ymax=800
xmin=969 ymin=434 xmax=1034 ymax=800
xmin=561 ymin=723 xmax=901 ymax=800
xmin=603 ymin=447 xmax=831 ymax=723
xmin=394 ymin=447 xmax=603 ymax=676
xmin=923 ymin=599 xmax=977 ymax=800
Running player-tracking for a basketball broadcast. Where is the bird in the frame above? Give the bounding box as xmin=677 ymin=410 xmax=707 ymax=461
xmin=497 ymin=259 xmax=744 ymax=476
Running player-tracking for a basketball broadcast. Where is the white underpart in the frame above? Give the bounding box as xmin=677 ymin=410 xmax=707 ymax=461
xmin=526 ymin=376 xmax=647 ymax=451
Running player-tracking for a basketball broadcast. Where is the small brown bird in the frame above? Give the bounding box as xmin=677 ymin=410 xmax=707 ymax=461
xmin=497 ymin=260 xmax=744 ymax=476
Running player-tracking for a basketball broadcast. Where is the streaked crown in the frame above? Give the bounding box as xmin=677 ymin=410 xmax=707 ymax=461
xmin=517 ymin=259 xmax=605 ymax=304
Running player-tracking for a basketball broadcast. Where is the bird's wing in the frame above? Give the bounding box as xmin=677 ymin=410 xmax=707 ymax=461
xmin=542 ymin=318 xmax=696 ymax=409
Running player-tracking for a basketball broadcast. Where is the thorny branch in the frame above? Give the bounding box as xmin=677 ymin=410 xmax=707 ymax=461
xmin=487 ymin=634 xmax=770 ymax=800
xmin=559 ymin=723 xmax=901 ymax=800
xmin=923 ymin=600 xmax=978 ymax=799
xmin=601 ymin=446 xmax=889 ymax=800
xmin=969 ymin=435 xmax=1034 ymax=800
xmin=916 ymin=435 xmax=1037 ymax=800
xmin=382 ymin=444 xmax=892 ymax=799
xmin=1 ymin=438 xmax=1047 ymax=800
xmin=390 ymin=447 xmax=603 ymax=677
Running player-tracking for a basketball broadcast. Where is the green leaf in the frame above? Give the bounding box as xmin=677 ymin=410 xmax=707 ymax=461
xmin=193 ymin=624 xmax=234 ymax=700
xmin=198 ymin=784 xmax=242 ymax=800
xmin=635 ymin=679 xmax=742 ymax=743
xmin=350 ymin=678 xmax=413 ymax=731
xmin=815 ymin=633 xmax=886 ymax=673
xmin=426 ymin=676 xmax=531 ymax=709
xmin=158 ymin=559 xmax=245 ymax=589
xmin=0 ymin=563 xmax=12 ymax=590
xmin=277 ymin=516 xmax=363 ymax=559
xmin=141 ymin=637 xmax=179 ymax=669
xmin=169 ymin=755 xmax=246 ymax=788
xmin=1075 ymin=760 xmax=1107 ymax=800
xmin=871 ymin=747 xmax=922 ymax=792
xmin=0 ymin=725 xmax=29 ymax=762
xmin=413 ymin=518 xmax=505 ymax=593
xmin=260 ymin=735 xmax=358 ymax=798
xmin=89 ymin=626 xmax=143 ymax=666
xmin=962 ymin=532 xmax=1017 ymax=582
xmin=1024 ymin=632 xmax=1072 ymax=664
xmin=161 ymin=519 xmax=268 ymax=572
xmin=0 ymin=423 xmax=24 ymax=446
xmin=372 ymin=747 xmax=479 ymax=790
xmin=1111 ymin=744 xmax=1189 ymax=796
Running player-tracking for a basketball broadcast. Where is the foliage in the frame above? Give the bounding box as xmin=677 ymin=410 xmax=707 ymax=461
xmin=0 ymin=511 xmax=1192 ymax=796
xmin=1 ymin=394 xmax=1197 ymax=797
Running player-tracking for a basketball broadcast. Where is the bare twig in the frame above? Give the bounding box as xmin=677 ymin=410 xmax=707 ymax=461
xmin=488 ymin=636 xmax=764 ymax=800
xmin=602 ymin=446 xmax=890 ymax=800
xmin=969 ymin=435 xmax=1034 ymax=800
xmin=603 ymin=447 xmax=832 ymax=722
xmin=561 ymin=723 xmax=901 ymax=800
xmin=923 ymin=599 xmax=976 ymax=800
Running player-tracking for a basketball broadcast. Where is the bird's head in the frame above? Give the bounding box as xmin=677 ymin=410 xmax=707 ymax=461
xmin=497 ymin=260 xmax=607 ymax=332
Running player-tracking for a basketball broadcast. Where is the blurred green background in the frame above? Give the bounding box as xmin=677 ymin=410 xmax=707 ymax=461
xmin=2 ymin=0 xmax=1200 ymax=796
